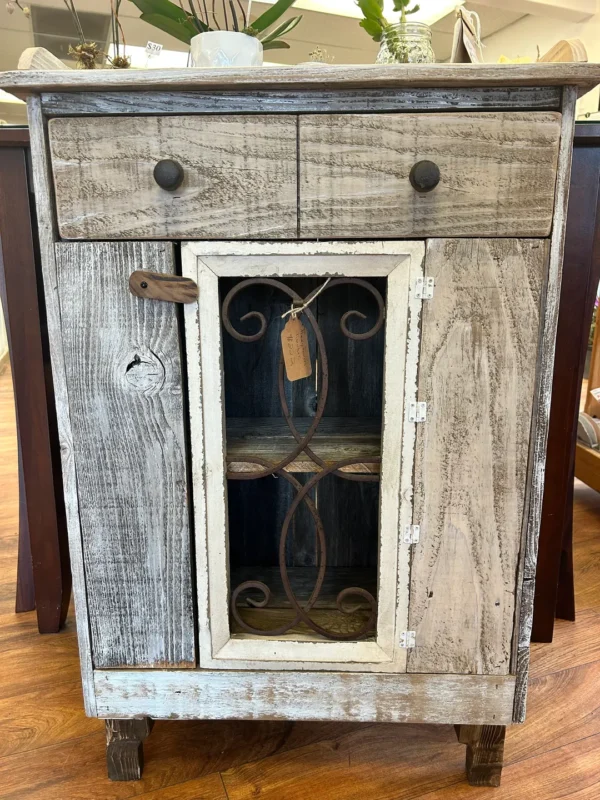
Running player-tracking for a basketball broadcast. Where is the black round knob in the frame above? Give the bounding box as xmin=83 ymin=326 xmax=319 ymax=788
xmin=153 ymin=159 xmax=184 ymax=191
xmin=409 ymin=160 xmax=441 ymax=193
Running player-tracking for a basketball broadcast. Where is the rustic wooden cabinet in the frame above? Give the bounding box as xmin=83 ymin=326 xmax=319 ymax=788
xmin=2 ymin=62 xmax=599 ymax=787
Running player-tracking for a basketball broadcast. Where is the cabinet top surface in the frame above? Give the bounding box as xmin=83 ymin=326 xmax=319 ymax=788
xmin=1 ymin=62 xmax=600 ymax=96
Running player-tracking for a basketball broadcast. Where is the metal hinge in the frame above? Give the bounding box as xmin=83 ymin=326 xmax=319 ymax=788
xmin=414 ymin=276 xmax=434 ymax=300
xmin=408 ymin=401 xmax=427 ymax=423
xmin=403 ymin=524 xmax=421 ymax=545
xmin=400 ymin=631 xmax=416 ymax=649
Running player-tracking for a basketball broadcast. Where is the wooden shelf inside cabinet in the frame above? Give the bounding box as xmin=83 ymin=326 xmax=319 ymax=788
xmin=230 ymin=567 xmax=377 ymax=640
xmin=226 ymin=418 xmax=381 ymax=475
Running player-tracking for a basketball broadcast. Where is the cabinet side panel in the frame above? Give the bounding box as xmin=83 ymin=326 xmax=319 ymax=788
xmin=408 ymin=238 xmax=548 ymax=675
xmin=55 ymin=241 xmax=196 ymax=668
xmin=27 ymin=96 xmax=96 ymax=714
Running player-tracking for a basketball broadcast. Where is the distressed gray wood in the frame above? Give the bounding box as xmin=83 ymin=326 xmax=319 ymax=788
xmin=299 ymin=112 xmax=561 ymax=239
xmin=94 ymin=670 xmax=516 ymax=725
xmin=407 ymin=238 xmax=548 ymax=675
xmin=48 ymin=115 xmax=298 ymax=240
xmin=39 ymin=86 xmax=563 ymax=116
xmin=2 ymin=62 xmax=600 ymax=95
xmin=55 ymin=241 xmax=195 ymax=668
xmin=26 ymin=96 xmax=97 ymax=715
xmin=513 ymin=86 xmax=578 ymax=723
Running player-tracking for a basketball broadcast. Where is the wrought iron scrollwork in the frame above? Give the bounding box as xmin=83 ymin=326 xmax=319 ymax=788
xmin=223 ymin=278 xmax=385 ymax=641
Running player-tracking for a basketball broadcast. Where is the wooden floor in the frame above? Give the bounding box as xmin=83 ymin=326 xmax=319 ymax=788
xmin=1 ymin=365 xmax=599 ymax=799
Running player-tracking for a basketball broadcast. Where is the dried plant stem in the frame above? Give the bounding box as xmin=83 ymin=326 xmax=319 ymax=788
xmin=211 ymin=0 xmax=220 ymax=29
xmin=188 ymin=0 xmax=203 ymax=28
xmin=222 ymin=0 xmax=229 ymax=31
xmin=110 ymin=0 xmax=127 ymax=58
xmin=235 ymin=0 xmax=247 ymax=28
xmin=63 ymin=0 xmax=86 ymax=45
xmin=201 ymin=0 xmax=210 ymax=26
xmin=229 ymin=0 xmax=238 ymax=30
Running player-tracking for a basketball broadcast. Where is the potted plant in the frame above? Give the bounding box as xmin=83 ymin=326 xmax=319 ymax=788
xmin=357 ymin=0 xmax=435 ymax=64
xmin=129 ymin=0 xmax=302 ymax=67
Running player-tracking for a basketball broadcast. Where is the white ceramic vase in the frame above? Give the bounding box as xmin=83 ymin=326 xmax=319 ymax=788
xmin=190 ymin=31 xmax=264 ymax=67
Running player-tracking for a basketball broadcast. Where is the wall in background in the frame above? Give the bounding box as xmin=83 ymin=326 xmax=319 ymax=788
xmin=482 ymin=11 xmax=600 ymax=115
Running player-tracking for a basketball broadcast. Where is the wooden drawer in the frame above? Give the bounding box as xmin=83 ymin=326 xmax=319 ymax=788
xmin=299 ymin=112 xmax=561 ymax=238
xmin=48 ymin=115 xmax=298 ymax=240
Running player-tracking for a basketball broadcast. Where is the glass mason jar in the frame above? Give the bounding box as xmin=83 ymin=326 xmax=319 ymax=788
xmin=376 ymin=22 xmax=435 ymax=64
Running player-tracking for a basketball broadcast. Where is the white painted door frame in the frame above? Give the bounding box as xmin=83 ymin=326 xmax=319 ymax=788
xmin=183 ymin=241 xmax=424 ymax=672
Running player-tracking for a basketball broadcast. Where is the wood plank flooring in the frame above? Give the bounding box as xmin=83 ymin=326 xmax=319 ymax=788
xmin=0 ymin=365 xmax=599 ymax=798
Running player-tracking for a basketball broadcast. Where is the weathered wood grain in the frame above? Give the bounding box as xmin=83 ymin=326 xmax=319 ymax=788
xmin=94 ymin=670 xmax=516 ymax=725
xmin=48 ymin=115 xmax=298 ymax=240
xmin=513 ymin=86 xmax=578 ymax=723
xmin=129 ymin=270 xmax=199 ymax=304
xmin=407 ymin=239 xmax=547 ymax=675
xmin=39 ymin=86 xmax=563 ymax=116
xmin=26 ymin=96 xmax=96 ymax=715
xmin=2 ymin=62 xmax=600 ymax=94
xmin=55 ymin=241 xmax=195 ymax=669
xmin=226 ymin=417 xmax=381 ymax=474
xmin=299 ymin=112 xmax=561 ymax=239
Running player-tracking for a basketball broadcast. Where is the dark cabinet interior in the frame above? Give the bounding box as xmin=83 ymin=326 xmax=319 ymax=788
xmin=220 ymin=277 xmax=387 ymax=641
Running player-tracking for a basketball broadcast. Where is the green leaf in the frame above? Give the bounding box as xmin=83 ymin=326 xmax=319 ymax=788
xmin=407 ymin=3 xmax=420 ymax=13
xmin=262 ymin=40 xmax=291 ymax=50
xmin=128 ymin=0 xmax=189 ymax=24
xmin=359 ymin=18 xmax=383 ymax=41
xmin=259 ymin=15 xmax=301 ymax=44
xmin=139 ymin=12 xmax=198 ymax=43
xmin=356 ymin=0 xmax=384 ymax=22
xmin=250 ymin=0 xmax=297 ymax=33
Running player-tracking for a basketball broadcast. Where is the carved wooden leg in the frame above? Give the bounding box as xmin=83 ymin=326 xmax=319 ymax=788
xmin=105 ymin=718 xmax=153 ymax=781
xmin=455 ymin=724 xmax=506 ymax=787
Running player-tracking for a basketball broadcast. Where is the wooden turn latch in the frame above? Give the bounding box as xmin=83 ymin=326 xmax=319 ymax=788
xmin=129 ymin=270 xmax=199 ymax=304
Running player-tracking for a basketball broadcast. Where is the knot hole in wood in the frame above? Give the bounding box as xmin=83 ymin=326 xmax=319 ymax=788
xmin=124 ymin=350 xmax=166 ymax=393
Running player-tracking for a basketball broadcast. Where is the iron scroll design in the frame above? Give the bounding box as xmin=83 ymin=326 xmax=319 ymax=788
xmin=223 ymin=278 xmax=385 ymax=642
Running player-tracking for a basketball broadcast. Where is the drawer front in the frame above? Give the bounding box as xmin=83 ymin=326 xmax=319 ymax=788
xmin=299 ymin=112 xmax=561 ymax=239
xmin=48 ymin=115 xmax=298 ymax=240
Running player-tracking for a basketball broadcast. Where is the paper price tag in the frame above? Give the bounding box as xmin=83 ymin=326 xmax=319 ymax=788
xmin=145 ymin=41 xmax=163 ymax=58
xmin=590 ymin=387 xmax=600 ymax=401
xmin=281 ymin=316 xmax=312 ymax=382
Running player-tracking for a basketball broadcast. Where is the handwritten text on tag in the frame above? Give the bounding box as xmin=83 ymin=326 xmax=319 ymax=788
xmin=281 ymin=316 xmax=312 ymax=382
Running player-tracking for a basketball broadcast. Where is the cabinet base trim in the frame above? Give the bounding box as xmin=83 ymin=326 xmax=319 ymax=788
xmin=94 ymin=670 xmax=515 ymax=725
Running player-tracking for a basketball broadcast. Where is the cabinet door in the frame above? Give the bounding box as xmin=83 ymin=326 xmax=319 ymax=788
xmin=183 ymin=241 xmax=424 ymax=671
xmin=55 ymin=242 xmax=195 ymax=668
xmin=408 ymin=238 xmax=548 ymax=675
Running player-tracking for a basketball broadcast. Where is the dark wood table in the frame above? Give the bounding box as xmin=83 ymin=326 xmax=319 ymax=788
xmin=0 ymin=126 xmax=70 ymax=632
xmin=532 ymin=122 xmax=600 ymax=641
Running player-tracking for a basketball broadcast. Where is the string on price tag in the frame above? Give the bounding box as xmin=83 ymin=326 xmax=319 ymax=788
xmin=280 ymin=278 xmax=330 ymax=382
